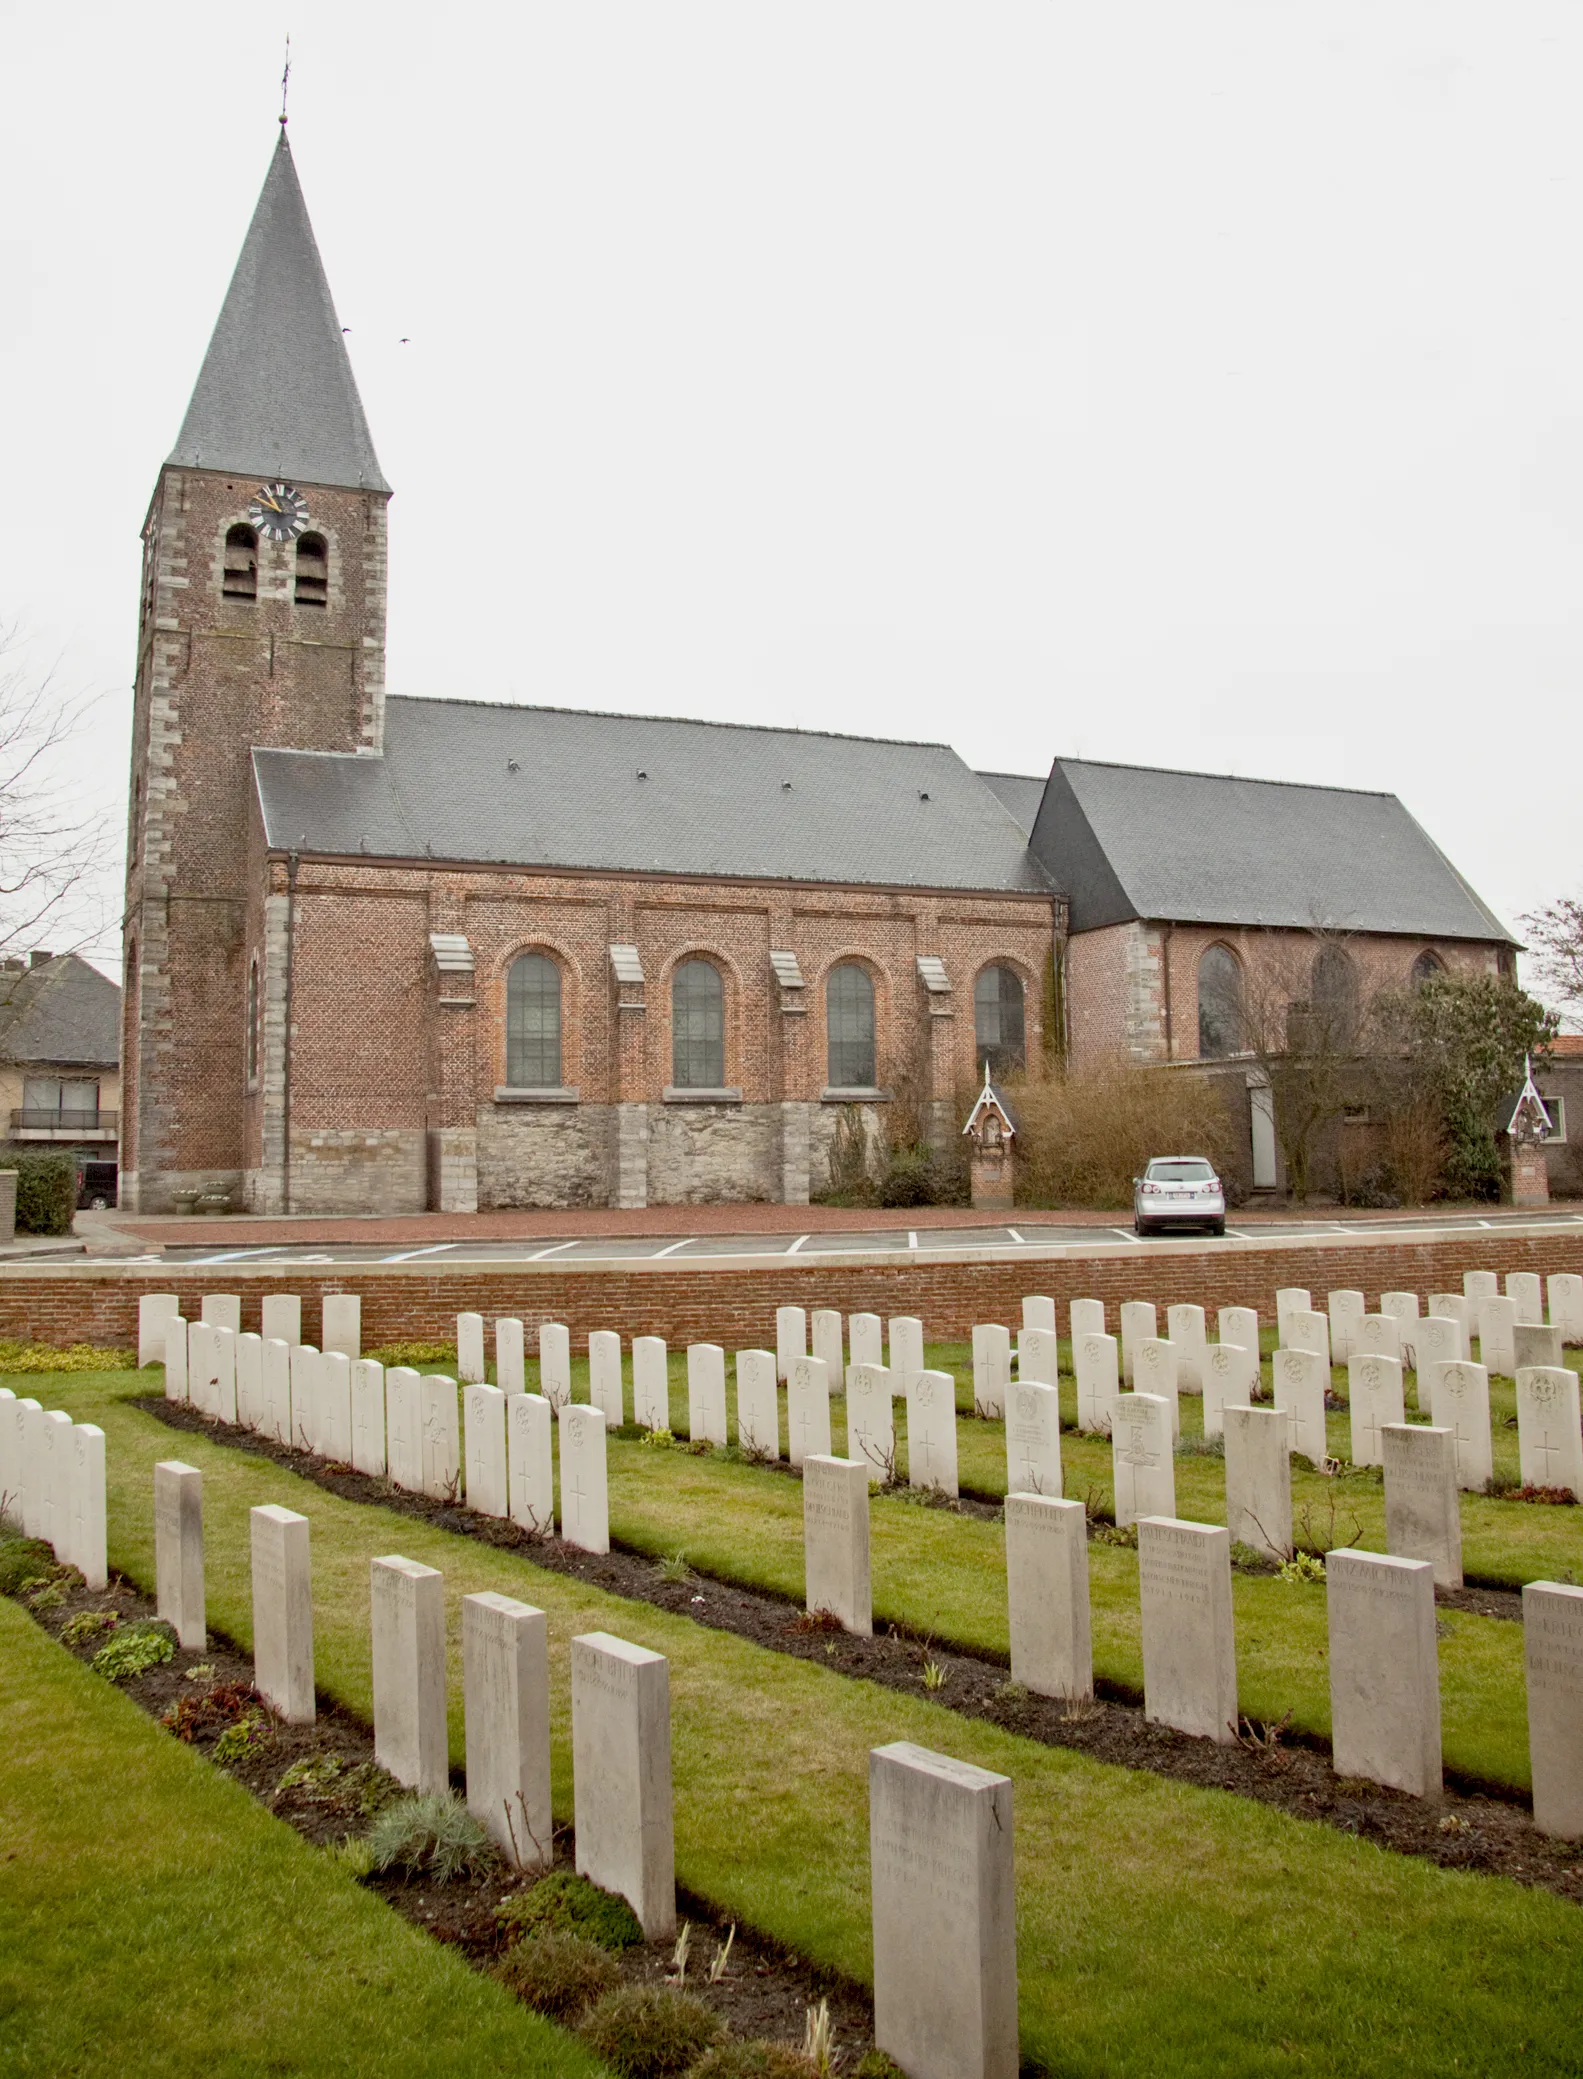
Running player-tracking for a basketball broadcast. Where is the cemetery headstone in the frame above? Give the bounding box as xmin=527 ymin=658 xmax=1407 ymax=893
xmin=1272 ymin=1346 xmax=1328 ymax=1468
xmin=889 ymin=1316 xmax=925 ymax=1382
xmin=1348 ymin=1353 xmax=1405 ymax=1467
xmin=138 ymin=1293 xmax=181 ymax=1368
xmin=1523 ymin=1581 xmax=1583 ymax=1840
xmin=811 ymin=1308 xmax=844 ymax=1382
xmin=1414 ymin=1316 xmax=1462 ymax=1406
xmin=250 ymin=1504 xmax=315 ymax=1725
xmin=803 ymin=1454 xmax=872 ymax=1634
xmin=539 ymin=1322 xmax=572 ymax=1409
xmin=496 ymin=1318 xmax=526 ymax=1396
xmin=1022 ymin=1295 xmax=1057 ymax=1334
xmin=262 ymin=1338 xmax=291 ymax=1444
xmin=1478 ymin=1294 xmax=1518 ymax=1377
xmin=1427 ymin=1292 xmax=1472 ymax=1359
xmin=187 ymin=1322 xmax=218 ymax=1418
xmin=776 ymin=1305 xmax=807 ymax=1382
xmin=155 ymin=1460 xmax=206 ymax=1649
xmin=1517 ymin=1367 xmax=1583 ymax=1499
xmin=849 ymin=1312 xmax=884 ymax=1369
xmin=70 ymin=1424 xmax=106 ymax=1591
xmin=1070 ymin=1297 xmax=1106 ymax=1341
xmin=787 ymin=1355 xmax=833 ymax=1468
xmin=371 ymin=1555 xmax=448 ymax=1794
xmin=1004 ymin=1381 xmax=1061 ymax=1498
xmin=464 ymin=1383 xmax=509 ymax=1516
xmin=1327 ymin=1548 xmax=1440 ymax=1797
xmin=734 ymin=1349 xmax=780 ymax=1460
xmin=1380 ymin=1291 xmax=1420 ymax=1369
xmin=1219 ymin=1306 xmax=1260 ymax=1362
xmin=1355 ymin=1313 xmax=1401 ymax=1364
xmin=384 ymin=1367 xmax=422 ymax=1491
xmin=15 ymin=1399 xmax=43 ymax=1539
xmin=464 ymin=1590 xmax=552 ymax=1867
xmin=319 ymin=1351 xmax=353 ymax=1461
xmin=201 ymin=1293 xmax=241 ymax=1335
xmin=0 ymin=1389 xmax=17 ymax=1524
xmin=845 ymin=1363 xmax=894 ymax=1485
xmin=1548 ymin=1274 xmax=1583 ymax=1345
xmin=1138 ymin=1516 xmax=1238 ymax=1742
xmin=686 ymin=1343 xmax=727 ymax=1445
xmin=571 ymin=1631 xmax=676 ymax=1940
xmin=1073 ymin=1331 xmax=1120 ymax=1434
xmin=1224 ymin=1405 xmax=1292 ymax=1560
xmin=261 ymin=1294 xmax=301 ymax=1347
xmin=1424 ymin=1359 xmax=1494 ymax=1491
xmin=289 ymin=1344 xmax=320 ymax=1453
xmin=39 ymin=1411 xmax=71 ymax=1552
xmin=633 ymin=1337 xmax=669 ymax=1430
xmin=164 ymin=1318 xmax=188 ymax=1403
xmin=1016 ymin=1325 xmax=1057 ymax=1388
xmin=1167 ymin=1304 xmax=1207 ymax=1392
xmin=211 ymin=1326 xmax=237 ymax=1424
xmin=507 ymin=1392 xmax=554 ymax=1533
xmin=236 ymin=1333 xmax=264 ymax=1430
xmin=1506 ymin=1271 xmax=1544 ymax=1325
xmin=1285 ymin=1309 xmax=1330 ymax=1368
xmin=322 ymin=1293 xmax=361 ymax=1359
xmin=457 ymin=1312 xmax=486 ymax=1384
xmin=1382 ymin=1424 xmax=1462 ymax=1587
xmin=1275 ymin=1288 xmax=1311 ymax=1344
xmin=350 ymin=1360 xmax=387 ymax=1477
xmin=1005 ymin=1493 xmax=1091 ymax=1701
xmin=972 ymin=1323 xmax=1010 ymax=1416
xmin=1515 ymin=1322 xmax=1563 ymax=1373
xmin=1112 ymin=1393 xmax=1175 ymax=1527
xmin=1463 ymin=1268 xmax=1499 ymax=1332
xmin=589 ymin=1331 xmax=624 ymax=1427
xmin=1133 ymin=1337 xmax=1179 ymax=1438
xmin=1119 ymin=1301 xmax=1157 ymax=1386
xmin=906 ymin=1369 xmax=959 ymax=1496
xmin=1202 ymin=1340 xmax=1255 ymax=1440
xmin=420 ymin=1375 xmax=461 ymax=1501
xmin=1327 ymin=1290 xmax=1365 ymax=1363
xmin=559 ymin=1404 xmax=610 ymax=1554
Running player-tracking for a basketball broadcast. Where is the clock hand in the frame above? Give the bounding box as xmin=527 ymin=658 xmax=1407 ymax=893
xmin=262 ymin=494 xmax=282 ymax=512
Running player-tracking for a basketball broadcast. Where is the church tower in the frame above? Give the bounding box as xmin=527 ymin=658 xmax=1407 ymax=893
xmin=121 ymin=129 xmax=390 ymax=1211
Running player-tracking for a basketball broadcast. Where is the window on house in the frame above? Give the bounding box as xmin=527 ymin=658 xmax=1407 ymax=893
xmin=974 ymin=965 xmax=1025 ymax=1076
xmin=672 ymin=959 xmax=725 ymax=1087
xmin=1539 ymin=1095 xmax=1567 ymax=1145
xmin=827 ymin=962 xmax=876 ymax=1087
xmin=1197 ymin=944 xmax=1244 ymax=1059
xmin=246 ymin=960 xmax=260 ymax=1082
xmin=294 ymin=532 xmax=329 ymax=607
xmin=506 ymin=952 xmax=563 ymax=1086
xmin=222 ymin=523 xmax=258 ymax=601
xmin=21 ymin=1076 xmax=99 ymax=1127
xmin=1411 ymin=950 xmax=1445 ymax=987
xmin=1311 ymin=943 xmax=1360 ymax=1044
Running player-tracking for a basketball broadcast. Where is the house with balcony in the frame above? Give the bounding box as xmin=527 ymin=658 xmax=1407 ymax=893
xmin=0 ymin=952 xmax=121 ymax=1202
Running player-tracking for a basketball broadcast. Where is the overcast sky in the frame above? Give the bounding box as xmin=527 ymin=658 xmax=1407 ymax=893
xmin=5 ymin=4 xmax=1580 ymax=1012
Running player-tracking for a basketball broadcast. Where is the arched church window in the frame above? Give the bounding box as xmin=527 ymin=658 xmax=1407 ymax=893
xmin=222 ymin=523 xmax=258 ymax=601
xmin=827 ymin=963 xmax=876 ymax=1088
xmin=672 ymin=959 xmax=725 ymax=1087
xmin=973 ymin=965 xmax=1025 ymax=1076
xmin=294 ymin=532 xmax=329 ymax=608
xmin=1197 ymin=944 xmax=1243 ymax=1059
xmin=1311 ymin=943 xmax=1360 ymax=1042
xmin=506 ymin=953 xmax=563 ymax=1087
xmin=1411 ymin=949 xmax=1445 ymax=988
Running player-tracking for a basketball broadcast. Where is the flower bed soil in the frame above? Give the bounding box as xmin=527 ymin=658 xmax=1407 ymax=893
xmin=6 ymin=1554 xmax=878 ymax=2063
xmin=139 ymin=1395 xmax=1583 ymax=1906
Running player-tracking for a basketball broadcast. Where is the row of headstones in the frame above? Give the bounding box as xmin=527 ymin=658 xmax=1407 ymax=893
xmin=0 ymin=1389 xmax=106 ymax=1587
xmin=157 ymin=1460 xmax=1017 ymax=2078
xmin=137 ymin=1291 xmax=362 ymax=1368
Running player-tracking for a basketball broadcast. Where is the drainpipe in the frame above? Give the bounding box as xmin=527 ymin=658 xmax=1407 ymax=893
xmin=281 ymin=851 xmax=299 ymax=1215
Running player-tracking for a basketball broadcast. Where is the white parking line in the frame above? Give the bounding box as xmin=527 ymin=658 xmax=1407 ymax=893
xmin=1006 ymin=1228 xmax=1026 ymax=1244
xmin=527 ymin=1240 xmax=579 ymax=1261
xmin=381 ymin=1242 xmax=458 ymax=1263
xmin=785 ymin=1234 xmax=811 ymax=1254
xmin=650 ymin=1238 xmax=695 ymax=1258
xmin=908 ymin=1231 xmax=918 ymax=1250
xmin=189 ymin=1246 xmax=285 ymax=1263
xmin=1111 ymin=1227 xmax=1137 ymax=1242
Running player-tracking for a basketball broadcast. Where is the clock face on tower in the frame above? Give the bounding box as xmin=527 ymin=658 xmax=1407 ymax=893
xmin=249 ymin=482 xmax=311 ymax=541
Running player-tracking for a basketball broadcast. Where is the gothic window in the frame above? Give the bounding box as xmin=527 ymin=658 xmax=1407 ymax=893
xmin=506 ymin=952 xmax=563 ymax=1087
xmin=1311 ymin=943 xmax=1360 ymax=1042
xmin=672 ymin=959 xmax=725 ymax=1087
xmin=1410 ymin=949 xmax=1445 ymax=988
xmin=827 ymin=962 xmax=876 ymax=1088
xmin=1197 ymin=944 xmax=1243 ymax=1059
xmin=222 ymin=523 xmax=258 ymax=601
xmin=246 ymin=959 xmax=260 ymax=1083
xmin=294 ymin=532 xmax=329 ymax=608
xmin=973 ymin=965 xmax=1026 ymax=1076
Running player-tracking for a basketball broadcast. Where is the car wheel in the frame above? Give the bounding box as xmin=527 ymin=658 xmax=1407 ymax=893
xmin=1209 ymin=1219 xmax=1226 ymax=1237
xmin=1134 ymin=1220 xmax=1152 ymax=1237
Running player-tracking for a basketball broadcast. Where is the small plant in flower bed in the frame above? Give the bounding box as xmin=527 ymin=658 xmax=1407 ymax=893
xmin=91 ymin=1619 xmax=177 ymax=1682
xmin=497 ymin=1869 xmax=644 ymax=1952
xmin=365 ymin=1341 xmax=457 ymax=1368
xmin=363 ymin=1791 xmax=496 ymax=1883
xmin=61 ymin=1608 xmax=120 ymax=1648
xmin=577 ymin=1984 xmax=724 ymax=2078
xmin=1091 ymin=1521 xmax=1138 ymax=1549
xmin=689 ymin=2046 xmax=820 ymax=2079
xmin=493 ymin=1927 xmax=619 ymax=2021
xmin=1278 ymin=1552 xmax=1327 ymax=1585
xmin=0 ymin=1535 xmax=55 ymax=1594
xmin=0 ymin=1340 xmax=136 ymax=1373
xmin=24 ymin=1579 xmax=67 ymax=1613
xmin=275 ymin=1753 xmax=397 ymax=1821
xmin=213 ymin=1712 xmax=272 ymax=1765
xmin=1491 ymin=1483 xmax=1579 ymax=1506
xmin=849 ymin=2054 xmax=906 ymax=2079
xmin=162 ymin=1680 xmax=260 ymax=1743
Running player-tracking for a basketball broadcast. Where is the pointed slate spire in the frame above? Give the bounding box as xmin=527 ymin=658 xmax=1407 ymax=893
xmin=169 ymin=132 xmax=389 ymax=493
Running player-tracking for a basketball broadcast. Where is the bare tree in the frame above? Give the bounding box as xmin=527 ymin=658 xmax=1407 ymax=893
xmin=1239 ymin=928 xmax=1380 ymax=1203
xmin=1519 ymin=896 xmax=1583 ymax=1016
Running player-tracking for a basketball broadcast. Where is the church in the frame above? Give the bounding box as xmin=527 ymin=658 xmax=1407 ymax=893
xmin=120 ymin=133 xmax=1515 ymax=1214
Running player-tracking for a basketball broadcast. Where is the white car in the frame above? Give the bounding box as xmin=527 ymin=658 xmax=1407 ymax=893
xmin=1133 ymin=1156 xmax=1226 ymax=1237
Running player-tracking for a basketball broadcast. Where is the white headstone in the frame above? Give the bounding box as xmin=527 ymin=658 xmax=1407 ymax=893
xmin=1517 ymin=1367 xmax=1583 ymax=1499
xmin=210 ymin=1326 xmax=237 ymax=1423
xmin=811 ymin=1308 xmax=844 ymax=1382
xmin=1224 ymin=1405 xmax=1292 ymax=1560
xmin=464 ymin=1383 xmax=509 ymax=1517
xmin=804 ymin=1454 xmax=872 ymax=1634
xmin=1478 ymin=1293 xmax=1518 ymax=1378
xmin=70 ymin=1423 xmax=106 ymax=1591
xmin=495 ymin=1318 xmax=526 ymax=1396
xmin=1166 ymin=1304 xmax=1207 ymax=1392
xmin=571 ymin=1631 xmax=675 ymax=1939
xmin=1506 ymin=1270 xmax=1544 ymax=1325
xmin=972 ymin=1324 xmax=1011 ymax=1417
xmin=1022 ymin=1295 xmax=1057 ymax=1334
xmin=632 ymin=1337 xmax=669 ymax=1431
xmin=419 ymin=1374 xmax=461 ymax=1501
xmin=1285 ymin=1309 xmax=1330 ymax=1369
xmin=1138 ymin=1516 xmax=1238 ymax=1743
xmin=889 ymin=1316 xmax=925 ymax=1382
xmin=788 ymin=1355 xmax=833 ymax=1469
xmin=0 ymin=1390 xmax=17 ymax=1528
xmin=1218 ymin=1306 xmax=1260 ymax=1361
xmin=464 ymin=1590 xmax=552 ymax=1867
xmin=236 ymin=1333 xmax=264 ymax=1430
xmin=845 ymin=1363 xmax=894 ymax=1485
xmin=261 ymin=1294 xmax=301 ymax=1347
xmin=1073 ymin=1331 xmax=1120 ymax=1435
xmin=849 ymin=1313 xmax=884 ymax=1369
xmin=1016 ymin=1325 xmax=1057 ymax=1389
xmin=539 ymin=1322 xmax=572 ymax=1409
xmin=457 ymin=1312 xmax=486 ymax=1384
xmin=1327 ymin=1290 xmax=1365 ymax=1363
xmin=138 ymin=1293 xmax=181 ymax=1368
xmin=1132 ymin=1337 xmax=1179 ymax=1437
xmin=261 ymin=1338 xmax=292 ymax=1444
xmin=1548 ymin=1274 xmax=1583 ymax=1346
xmin=1414 ymin=1316 xmax=1463 ymax=1405
xmin=385 ymin=1367 xmax=422 ymax=1491
xmin=734 ymin=1350 xmax=779 ymax=1460
xmin=289 ymin=1343 xmax=320 ymax=1453
xmin=1514 ymin=1322 xmax=1563 ymax=1374
xmin=1355 ymin=1313 xmax=1401 ymax=1365
xmin=187 ymin=1322 xmax=218 ymax=1418
xmin=1427 ymin=1293 xmax=1472 ymax=1360
xmin=686 ymin=1344 xmax=727 ymax=1445
xmin=507 ymin=1393 xmax=554 ymax=1533
xmin=319 ymin=1351 xmax=353 ymax=1462
xmin=1271 ymin=1345 xmax=1328 ymax=1468
xmin=1275 ymin=1288 xmax=1311 ymax=1344
xmin=322 ymin=1293 xmax=361 ymax=1359
xmin=15 ymin=1399 xmax=43 ymax=1539
xmin=1382 ymin=1424 xmax=1462 ymax=1588
xmin=250 ymin=1504 xmax=315 ymax=1724
xmin=371 ymin=1555 xmax=448 ymax=1794
xmin=38 ymin=1410 xmax=71 ymax=1552
xmin=1004 ymin=1381 xmax=1061 ymax=1499
xmin=1111 ymin=1393 xmax=1175 ymax=1527
xmin=164 ymin=1317 xmax=188 ymax=1403
xmin=906 ymin=1369 xmax=959 ymax=1496
xmin=1524 ymin=1580 xmax=1583 ymax=1840
xmin=1347 ymin=1353 xmax=1405 ymax=1467
xmin=1463 ymin=1268 xmax=1499 ymax=1328
xmin=1327 ymin=1548 xmax=1440 ymax=1797
xmin=1005 ymin=1493 xmax=1091 ymax=1701
xmin=1202 ymin=1340 xmax=1256 ymax=1440
xmin=1118 ymin=1301 xmax=1156 ymax=1386
xmin=1070 ymin=1297 xmax=1106 ymax=1341
xmin=776 ymin=1305 xmax=807 ymax=1382
xmin=588 ymin=1331 xmax=624 ymax=1428
xmin=1380 ymin=1291 xmax=1420 ymax=1368
xmin=201 ymin=1293 xmax=240 ymax=1334
xmin=350 ymin=1359 xmax=387 ymax=1476
xmin=156 ymin=1460 xmax=206 ymax=1649
xmin=869 ymin=1741 xmax=1018 ymax=2079
xmin=559 ymin=1403 xmax=609 ymax=1554
xmin=1424 ymin=1359 xmax=1494 ymax=1491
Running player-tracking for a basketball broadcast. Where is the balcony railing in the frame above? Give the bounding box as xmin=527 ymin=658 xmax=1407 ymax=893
xmin=11 ymin=1108 xmax=118 ymax=1133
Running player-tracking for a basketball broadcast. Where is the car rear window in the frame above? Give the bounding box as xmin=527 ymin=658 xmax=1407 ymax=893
xmin=1148 ymin=1160 xmax=1216 ymax=1182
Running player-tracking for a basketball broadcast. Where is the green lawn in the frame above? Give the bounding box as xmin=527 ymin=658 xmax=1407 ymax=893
xmin=0 ymin=1593 xmax=602 ymax=2079
xmin=14 ymin=1365 xmax=1583 ymax=2077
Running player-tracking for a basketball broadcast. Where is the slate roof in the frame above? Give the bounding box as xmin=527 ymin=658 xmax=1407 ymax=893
xmin=0 ymin=955 xmax=120 ymax=1068
xmin=253 ymin=699 xmax=1052 ymax=895
xmin=1027 ymin=758 xmax=1515 ymax=942
xmin=168 ymin=133 xmax=389 ymax=494
xmin=976 ymin=770 xmax=1047 ymax=835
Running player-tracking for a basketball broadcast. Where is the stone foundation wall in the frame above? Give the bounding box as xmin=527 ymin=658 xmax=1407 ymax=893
xmin=477 ymin=1104 xmax=616 ymax=1210
xmin=254 ymin=1128 xmax=426 ymax=1216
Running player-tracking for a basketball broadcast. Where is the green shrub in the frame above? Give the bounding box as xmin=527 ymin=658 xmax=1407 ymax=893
xmin=498 ymin=1869 xmax=644 ymax=1952
xmin=4 ymin=1151 xmax=79 ymax=1235
xmin=61 ymin=1608 xmax=119 ymax=1647
xmin=850 ymin=2054 xmax=906 ymax=2079
xmin=213 ymin=1712 xmax=271 ymax=1764
xmin=363 ymin=1792 xmax=496 ymax=1883
xmin=0 ymin=1340 xmax=136 ymax=1373
xmin=366 ymin=1341 xmax=457 ymax=1368
xmin=578 ymin=1986 xmax=724 ymax=2078
xmin=92 ymin=1619 xmax=177 ymax=1681
xmin=688 ymin=2044 xmax=816 ymax=2078
xmin=493 ymin=1928 xmax=619 ymax=2021
xmin=0 ymin=1536 xmax=55 ymax=1594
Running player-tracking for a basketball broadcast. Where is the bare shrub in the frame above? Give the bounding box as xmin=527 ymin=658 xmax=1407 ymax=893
xmin=1010 ymin=1055 xmax=1236 ymax=1209
xmin=1380 ymin=1095 xmax=1448 ymax=1207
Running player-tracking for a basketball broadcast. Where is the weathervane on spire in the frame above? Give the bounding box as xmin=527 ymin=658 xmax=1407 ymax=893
xmin=280 ymin=35 xmax=292 ymax=127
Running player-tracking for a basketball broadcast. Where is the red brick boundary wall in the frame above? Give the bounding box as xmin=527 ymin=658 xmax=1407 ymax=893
xmin=5 ymin=1231 xmax=1583 ymax=1353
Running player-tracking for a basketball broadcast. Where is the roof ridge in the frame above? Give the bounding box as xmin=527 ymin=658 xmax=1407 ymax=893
xmin=382 ymin=694 xmax=957 ymax=755
xmin=1056 ymin=754 xmax=1395 ymax=802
